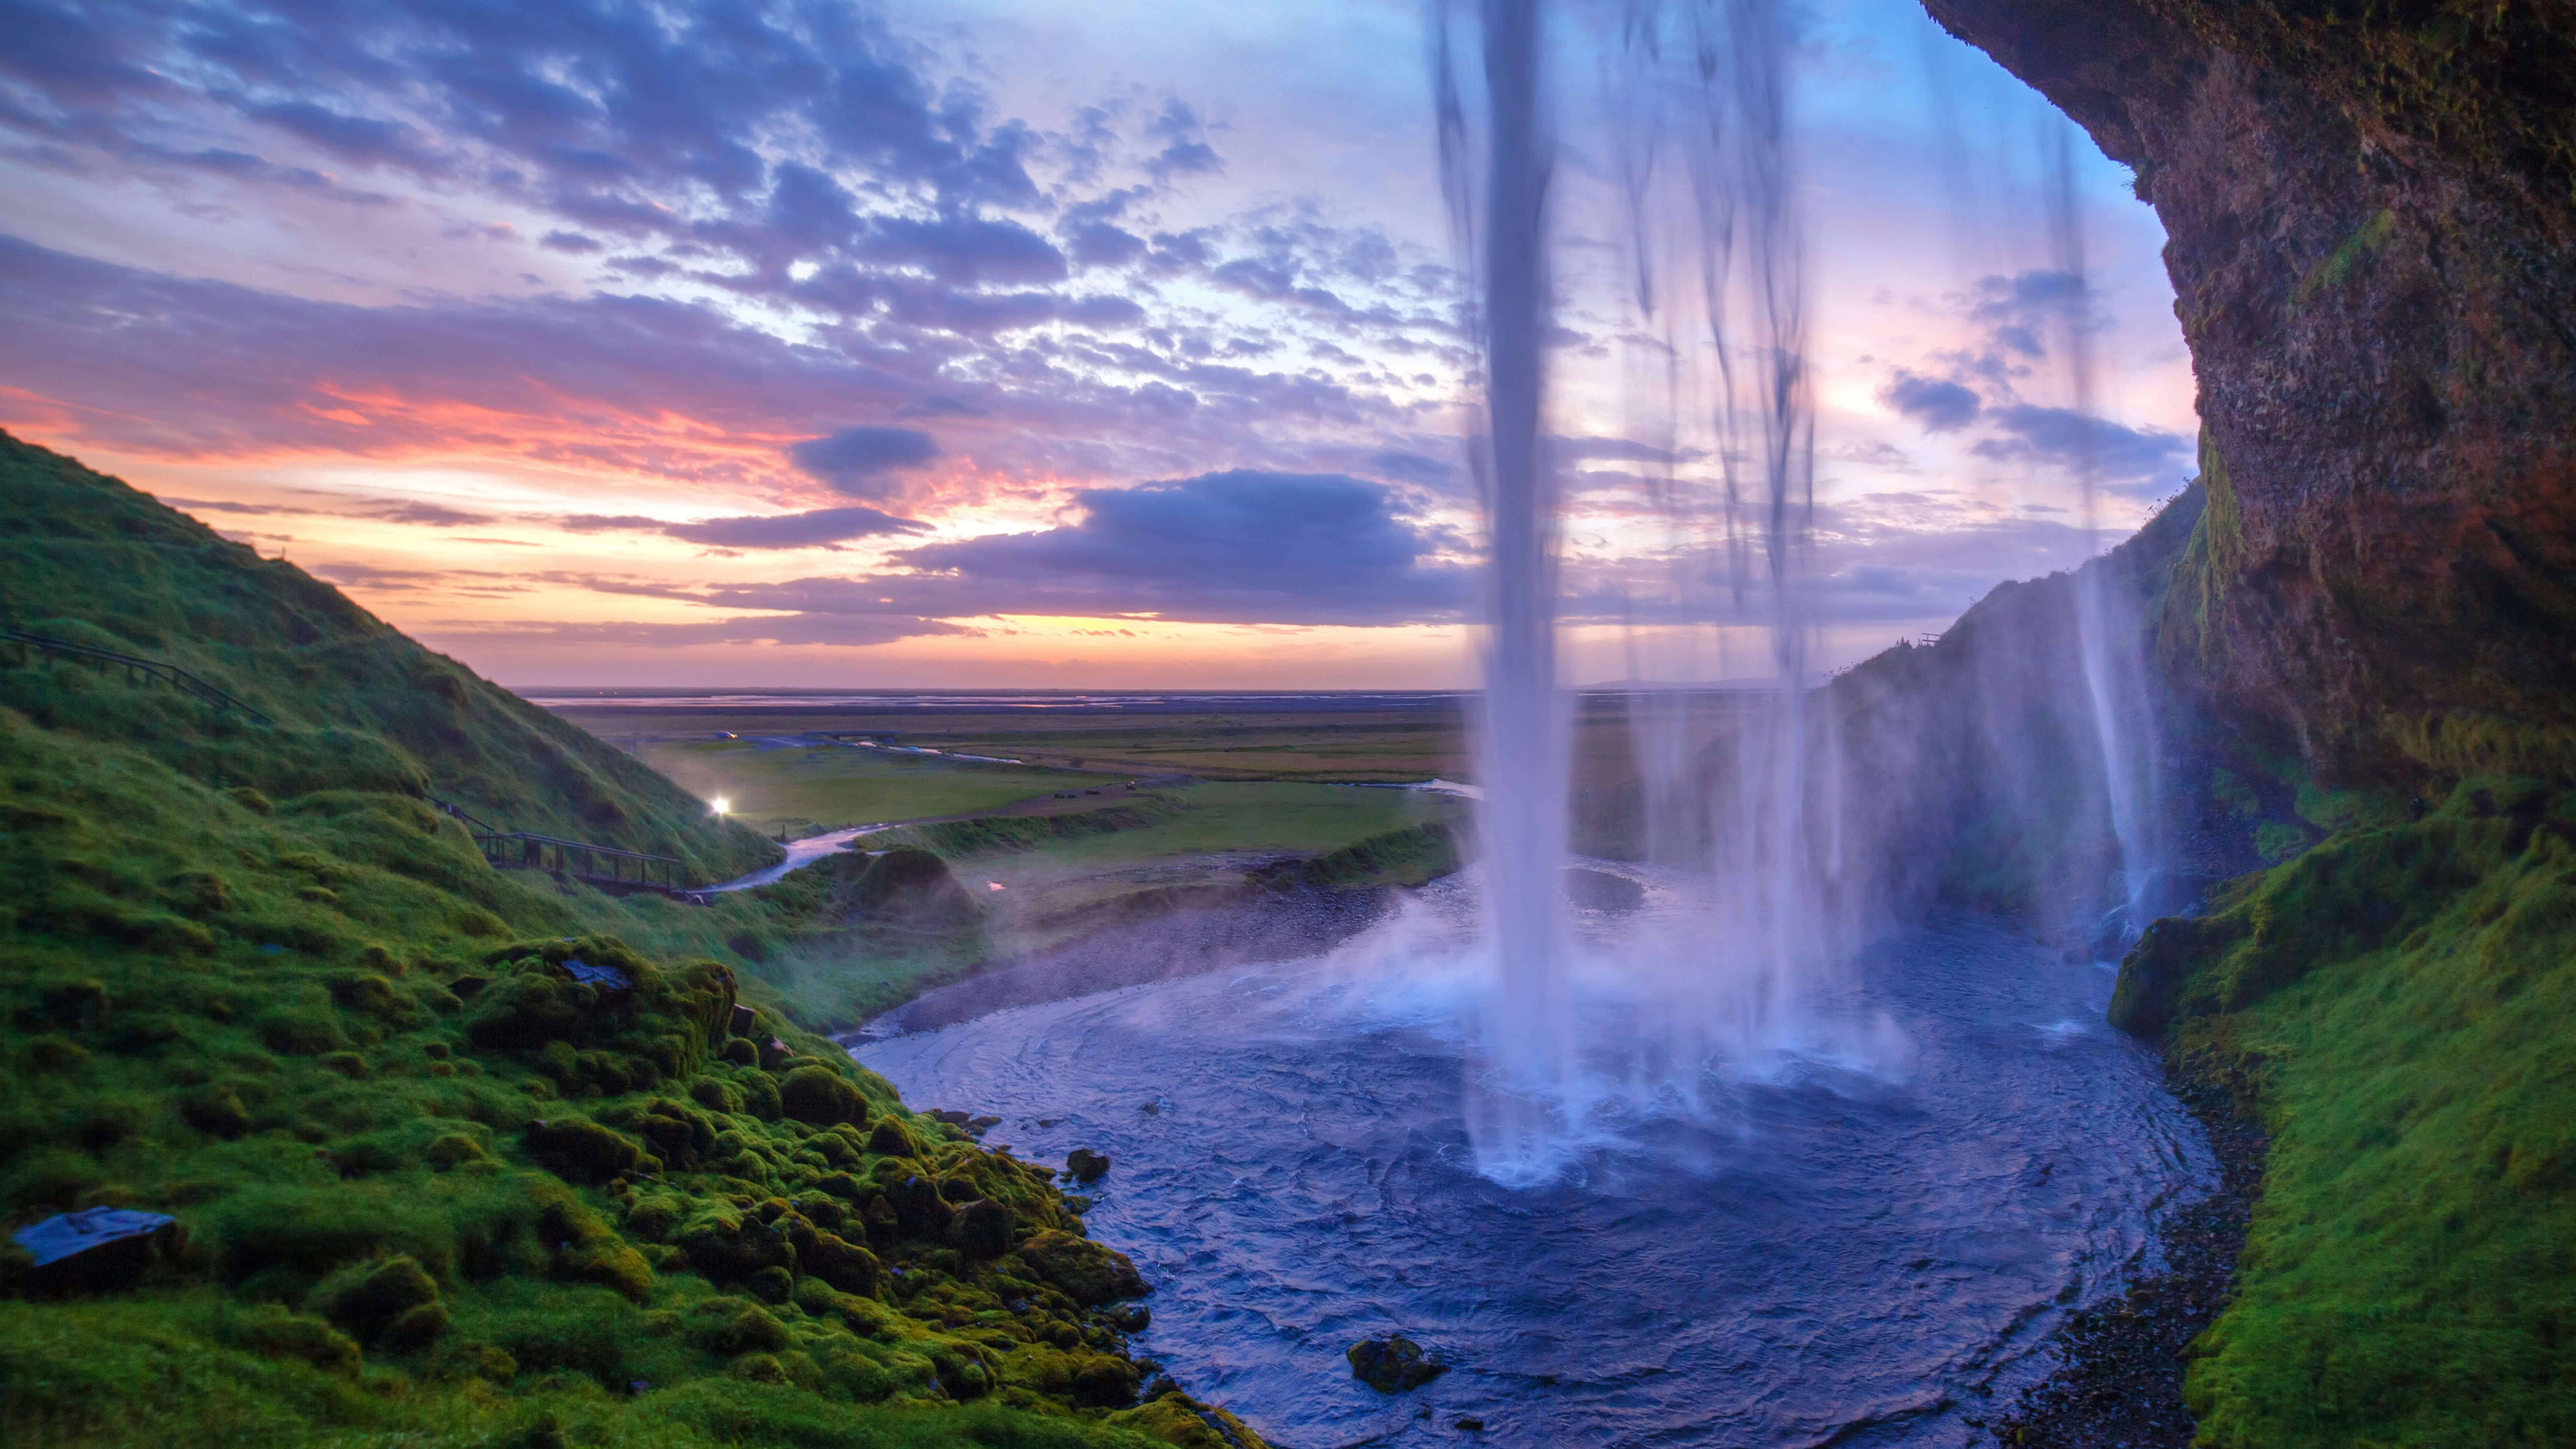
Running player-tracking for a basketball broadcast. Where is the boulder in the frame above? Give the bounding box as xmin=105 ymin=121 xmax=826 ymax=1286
xmin=1017 ymin=1229 xmax=1147 ymax=1305
xmin=777 ymin=1065 xmax=866 ymax=1127
xmin=1066 ymin=1148 xmax=1111 ymax=1183
xmin=523 ymin=1116 xmax=645 ymax=1183
xmin=1346 ymin=1335 xmax=1447 ymax=1393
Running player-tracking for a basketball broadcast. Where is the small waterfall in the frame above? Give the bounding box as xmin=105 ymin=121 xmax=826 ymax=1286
xmin=2042 ymin=120 xmax=2165 ymax=941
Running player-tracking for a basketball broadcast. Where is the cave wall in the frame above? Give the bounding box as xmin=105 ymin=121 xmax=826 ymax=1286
xmin=1916 ymin=0 xmax=2576 ymax=785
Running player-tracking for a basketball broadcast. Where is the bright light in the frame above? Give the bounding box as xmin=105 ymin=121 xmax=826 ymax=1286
xmin=710 ymin=797 xmax=731 ymax=815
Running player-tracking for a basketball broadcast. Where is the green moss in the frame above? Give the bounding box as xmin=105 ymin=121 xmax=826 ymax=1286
xmin=2291 ymin=207 xmax=2396 ymax=305
xmin=2111 ymin=777 xmax=2576 ymax=1444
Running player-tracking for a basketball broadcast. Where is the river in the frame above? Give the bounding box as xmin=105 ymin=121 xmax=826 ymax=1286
xmin=857 ymin=877 xmax=2210 ymax=1447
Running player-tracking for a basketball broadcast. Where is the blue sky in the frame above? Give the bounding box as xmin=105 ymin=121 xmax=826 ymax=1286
xmin=0 ymin=0 xmax=2195 ymax=686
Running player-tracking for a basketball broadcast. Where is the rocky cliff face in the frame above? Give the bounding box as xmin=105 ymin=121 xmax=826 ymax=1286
xmin=1918 ymin=0 xmax=2576 ymax=785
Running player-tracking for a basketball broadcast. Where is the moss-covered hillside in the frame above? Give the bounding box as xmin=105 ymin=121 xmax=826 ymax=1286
xmin=0 ymin=431 xmax=776 ymax=884
xmin=0 ymin=437 xmax=1271 ymax=1448
xmin=2108 ymin=781 xmax=2576 ymax=1445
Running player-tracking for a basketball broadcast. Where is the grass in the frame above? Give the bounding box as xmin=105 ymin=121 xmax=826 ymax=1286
xmin=2111 ymin=778 xmax=2576 ymax=1445
xmin=912 ymin=783 xmax=1450 ymax=887
xmin=636 ymin=739 xmax=1116 ymax=838
xmin=0 ymin=434 xmax=778 ymax=888
xmin=0 ymin=429 xmax=1275 ymax=1449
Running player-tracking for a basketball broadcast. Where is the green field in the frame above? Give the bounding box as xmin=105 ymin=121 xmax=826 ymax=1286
xmin=951 ymin=783 xmax=1449 ymax=884
xmin=635 ymin=738 xmax=1117 ymax=837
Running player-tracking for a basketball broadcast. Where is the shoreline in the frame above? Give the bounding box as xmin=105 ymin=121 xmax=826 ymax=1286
xmin=1982 ymin=1042 xmax=2267 ymax=1446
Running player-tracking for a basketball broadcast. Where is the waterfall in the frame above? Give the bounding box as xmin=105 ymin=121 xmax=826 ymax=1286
xmin=1437 ymin=0 xmax=2165 ymax=1182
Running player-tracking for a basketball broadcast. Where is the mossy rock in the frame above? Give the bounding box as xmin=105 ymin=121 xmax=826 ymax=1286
xmin=777 ymin=1065 xmax=867 ymax=1127
xmin=950 ymin=1199 xmax=1015 ymax=1259
xmin=226 ymin=1304 xmax=361 ymax=1375
xmin=799 ymin=1230 xmax=882 ymax=1296
xmin=1015 ymin=1230 xmax=1146 ymax=1306
xmin=523 ymin=1116 xmax=644 ymax=1184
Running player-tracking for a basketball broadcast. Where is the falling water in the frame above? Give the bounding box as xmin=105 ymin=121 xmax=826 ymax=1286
xmin=1442 ymin=0 xmax=1829 ymax=1177
xmin=2042 ymin=121 xmax=2165 ymax=938
xmin=1441 ymin=0 xmax=2168 ymax=1181
xmin=1440 ymin=0 xmax=1573 ymax=1161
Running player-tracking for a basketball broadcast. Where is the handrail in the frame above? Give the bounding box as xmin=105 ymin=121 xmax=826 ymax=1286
xmin=2 ymin=626 xmax=275 ymax=724
xmin=469 ymin=827 xmax=686 ymax=892
xmin=426 ymin=794 xmax=503 ymax=835
xmin=477 ymin=829 xmax=681 ymax=866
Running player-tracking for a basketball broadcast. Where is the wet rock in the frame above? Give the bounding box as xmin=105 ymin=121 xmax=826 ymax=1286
xmin=1066 ymin=1148 xmax=1111 ymax=1183
xmin=1563 ymin=867 xmax=1646 ymax=913
xmin=1453 ymin=1417 xmax=1487 ymax=1432
xmin=1345 ymin=1334 xmax=1447 ymax=1393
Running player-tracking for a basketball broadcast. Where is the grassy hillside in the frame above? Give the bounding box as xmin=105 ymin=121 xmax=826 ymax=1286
xmin=2109 ymin=780 xmax=2576 ymax=1445
xmin=0 ymin=435 xmax=1272 ymax=1448
xmin=0 ymin=432 xmax=775 ymax=885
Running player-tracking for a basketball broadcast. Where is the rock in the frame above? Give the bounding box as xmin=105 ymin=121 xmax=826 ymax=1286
xmin=1066 ymin=1147 xmax=1111 ymax=1182
xmin=1453 ymin=1417 xmax=1487 ymax=1432
xmin=1106 ymin=1302 xmax=1150 ymax=1333
xmin=758 ymin=1036 xmax=795 ymax=1070
xmin=777 ymin=1065 xmax=867 ymax=1127
xmin=1563 ymin=867 xmax=1646 ymax=913
xmin=950 ymin=1199 xmax=1014 ymax=1259
xmin=10 ymin=1206 xmax=180 ymax=1294
xmin=865 ymin=1116 xmax=918 ymax=1158
xmin=799 ymin=1231 xmax=882 ymax=1295
xmin=1017 ymin=1229 xmax=1148 ymax=1305
xmin=1345 ymin=1335 xmax=1447 ymax=1393
xmin=523 ymin=1116 xmax=645 ymax=1183
xmin=316 ymin=1255 xmax=442 ymax=1347
xmin=1072 ymin=1355 xmax=1142 ymax=1408
xmin=1920 ymin=0 xmax=2576 ymax=787
xmin=729 ymin=1003 xmax=757 ymax=1036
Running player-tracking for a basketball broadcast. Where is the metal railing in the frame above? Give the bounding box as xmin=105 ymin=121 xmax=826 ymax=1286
xmin=470 ymin=828 xmax=686 ymax=892
xmin=2 ymin=627 xmax=275 ymax=724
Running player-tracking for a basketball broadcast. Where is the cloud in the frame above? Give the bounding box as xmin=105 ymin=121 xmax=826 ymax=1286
xmin=884 ymin=469 xmax=1469 ymax=625
xmin=156 ymin=493 xmax=496 ymax=527
xmin=787 ymin=426 xmax=942 ymax=498
xmin=422 ymin=613 xmax=966 ymax=649
xmin=661 ymin=505 xmax=923 ymax=548
xmin=1972 ymin=405 xmax=2188 ymax=489
xmin=1881 ymin=370 xmax=1982 ymax=431
xmin=894 ymin=394 xmax=986 ymax=419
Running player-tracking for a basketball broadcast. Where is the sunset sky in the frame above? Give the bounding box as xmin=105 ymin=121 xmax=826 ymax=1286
xmin=0 ymin=0 xmax=2197 ymax=688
